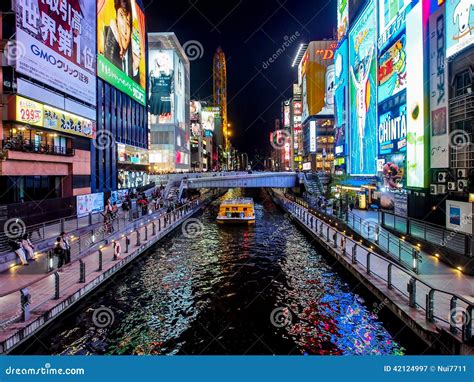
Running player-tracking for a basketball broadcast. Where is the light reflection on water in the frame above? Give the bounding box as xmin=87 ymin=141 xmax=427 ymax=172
xmin=24 ymin=189 xmax=406 ymax=355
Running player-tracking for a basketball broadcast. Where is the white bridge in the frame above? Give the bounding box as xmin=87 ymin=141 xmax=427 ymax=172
xmin=183 ymin=172 xmax=298 ymax=189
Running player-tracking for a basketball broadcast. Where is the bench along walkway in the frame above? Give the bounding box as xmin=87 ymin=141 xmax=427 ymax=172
xmin=0 ymin=198 xmax=205 ymax=354
xmin=273 ymin=192 xmax=474 ymax=355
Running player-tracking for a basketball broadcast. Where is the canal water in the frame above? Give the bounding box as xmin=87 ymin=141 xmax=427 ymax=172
xmin=18 ymin=189 xmax=413 ymax=355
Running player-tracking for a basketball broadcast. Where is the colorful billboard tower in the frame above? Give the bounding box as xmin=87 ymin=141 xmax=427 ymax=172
xmin=213 ymin=47 xmax=228 ymax=152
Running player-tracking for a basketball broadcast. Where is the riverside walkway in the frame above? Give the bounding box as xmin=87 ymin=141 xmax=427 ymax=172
xmin=0 ymin=196 xmax=208 ymax=353
xmin=272 ymin=191 xmax=474 ymax=355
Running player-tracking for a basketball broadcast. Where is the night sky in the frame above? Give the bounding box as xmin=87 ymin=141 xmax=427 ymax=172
xmin=143 ymin=0 xmax=337 ymax=156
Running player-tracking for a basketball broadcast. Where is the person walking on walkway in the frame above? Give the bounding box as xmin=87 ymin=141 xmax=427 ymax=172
xmin=60 ymin=231 xmax=71 ymax=264
xmin=21 ymin=234 xmax=35 ymax=261
xmin=53 ymin=237 xmax=64 ymax=271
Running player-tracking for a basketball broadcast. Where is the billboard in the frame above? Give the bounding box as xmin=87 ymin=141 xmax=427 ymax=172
xmin=310 ymin=120 xmax=317 ymax=153
xmin=191 ymin=122 xmax=201 ymax=137
xmin=149 ymin=49 xmax=174 ymax=123
xmin=175 ymin=57 xmax=186 ymax=129
xmin=15 ymin=0 xmax=96 ymax=105
xmin=77 ymin=192 xmax=104 ymax=217
xmin=337 ymin=0 xmax=349 ymax=40
xmin=334 ymin=39 xmax=349 ymax=157
xmin=283 ymin=103 xmax=291 ymax=127
xmin=378 ymin=34 xmax=407 ymax=103
xmin=201 ymin=108 xmax=217 ymax=131
xmin=299 ymin=41 xmax=336 ymax=122
xmin=406 ymin=2 xmax=427 ymax=188
xmin=97 ymin=0 xmax=146 ymax=105
xmin=378 ymin=91 xmax=407 ymax=156
xmin=14 ymin=96 xmax=96 ymax=139
xmin=430 ymin=6 xmax=450 ymax=168
xmin=190 ymin=100 xmax=202 ymax=121
xmin=348 ymin=1 xmax=378 ymax=175
xmin=446 ymin=0 xmax=474 ymax=58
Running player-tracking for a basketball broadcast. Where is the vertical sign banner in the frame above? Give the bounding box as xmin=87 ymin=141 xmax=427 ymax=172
xmin=97 ymin=0 xmax=146 ymax=105
xmin=334 ymin=39 xmax=349 ymax=157
xmin=15 ymin=0 xmax=97 ymax=105
xmin=378 ymin=34 xmax=407 ymax=103
xmin=406 ymin=2 xmax=427 ymax=188
xmin=348 ymin=1 xmax=378 ymax=175
xmin=148 ymin=49 xmax=175 ymax=123
xmin=446 ymin=0 xmax=474 ymax=58
xmin=337 ymin=0 xmax=349 ymax=41
xmin=430 ymin=6 xmax=450 ymax=168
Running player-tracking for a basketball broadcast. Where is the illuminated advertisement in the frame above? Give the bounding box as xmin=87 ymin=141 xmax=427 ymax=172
xmin=446 ymin=0 xmax=474 ymax=58
xmin=283 ymin=104 xmax=291 ymax=127
xmin=378 ymin=35 xmax=407 ymax=102
xmin=191 ymin=122 xmax=202 ymax=137
xmin=378 ymin=91 xmax=407 ymax=155
xmin=15 ymin=0 xmax=96 ymax=105
xmin=310 ymin=120 xmax=317 ymax=153
xmin=97 ymin=0 xmax=146 ymax=105
xmin=14 ymin=96 xmax=96 ymax=139
xmin=430 ymin=6 xmax=449 ymax=168
xmin=318 ymin=64 xmax=336 ymax=115
xmin=348 ymin=1 xmax=377 ymax=175
xmin=381 ymin=152 xmax=406 ymax=190
xmin=406 ymin=2 xmax=427 ymax=188
xmin=149 ymin=49 xmax=174 ymax=123
xmin=334 ymin=39 xmax=348 ymax=157
xmin=337 ymin=0 xmax=349 ymax=40
xmin=176 ymin=57 xmax=186 ymax=129
xmin=190 ymin=101 xmax=202 ymax=121
xmin=378 ymin=0 xmax=415 ymax=47
xmin=77 ymin=192 xmax=104 ymax=217
xmin=299 ymin=41 xmax=336 ymax=122
xmin=201 ymin=108 xmax=216 ymax=131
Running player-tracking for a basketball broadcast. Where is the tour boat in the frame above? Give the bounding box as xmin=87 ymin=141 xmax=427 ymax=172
xmin=217 ymin=198 xmax=255 ymax=224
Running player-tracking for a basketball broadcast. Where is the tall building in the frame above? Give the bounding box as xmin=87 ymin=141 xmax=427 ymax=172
xmin=94 ymin=0 xmax=149 ymax=193
xmin=148 ymin=32 xmax=190 ymax=173
xmin=0 ymin=1 xmax=97 ymax=222
xmin=213 ymin=47 xmax=228 ymax=165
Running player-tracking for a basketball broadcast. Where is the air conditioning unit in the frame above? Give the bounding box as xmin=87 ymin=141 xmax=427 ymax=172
xmin=457 ymin=169 xmax=468 ymax=179
xmin=447 ymin=182 xmax=457 ymax=191
xmin=458 ymin=179 xmax=467 ymax=191
xmin=437 ymin=171 xmax=448 ymax=183
xmin=430 ymin=184 xmax=438 ymax=195
xmin=438 ymin=184 xmax=447 ymax=194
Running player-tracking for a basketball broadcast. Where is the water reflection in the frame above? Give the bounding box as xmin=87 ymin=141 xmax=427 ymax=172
xmin=24 ymin=189 xmax=405 ymax=355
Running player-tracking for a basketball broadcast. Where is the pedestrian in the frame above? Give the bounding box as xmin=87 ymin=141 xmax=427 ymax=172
xmin=53 ymin=237 xmax=64 ymax=270
xmin=9 ymin=239 xmax=28 ymax=265
xmin=60 ymin=231 xmax=71 ymax=264
xmin=21 ymin=233 xmax=36 ymax=261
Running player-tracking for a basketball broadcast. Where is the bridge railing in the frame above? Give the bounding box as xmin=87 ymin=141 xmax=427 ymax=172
xmin=276 ymin=195 xmax=473 ymax=344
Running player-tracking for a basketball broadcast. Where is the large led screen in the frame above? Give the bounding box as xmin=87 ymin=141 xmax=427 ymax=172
xmin=378 ymin=90 xmax=407 ymax=156
xmin=97 ymin=0 xmax=146 ymax=105
xmin=348 ymin=1 xmax=377 ymax=175
xmin=148 ymin=49 xmax=174 ymax=123
xmin=446 ymin=0 xmax=474 ymax=58
xmin=337 ymin=0 xmax=349 ymax=41
xmin=15 ymin=0 xmax=97 ymax=105
xmin=334 ymin=39 xmax=349 ymax=157
xmin=378 ymin=34 xmax=407 ymax=103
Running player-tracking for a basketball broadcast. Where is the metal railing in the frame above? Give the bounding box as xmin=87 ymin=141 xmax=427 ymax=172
xmin=0 ymin=199 xmax=202 ymax=329
xmin=1 ymin=140 xmax=75 ymax=156
xmin=277 ymin=195 xmax=473 ymax=344
xmin=381 ymin=210 xmax=471 ymax=257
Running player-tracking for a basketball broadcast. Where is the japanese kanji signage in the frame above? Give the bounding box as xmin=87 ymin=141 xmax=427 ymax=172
xmin=97 ymin=0 xmax=146 ymax=105
xmin=15 ymin=0 xmax=97 ymax=105
xmin=14 ymin=96 xmax=96 ymax=139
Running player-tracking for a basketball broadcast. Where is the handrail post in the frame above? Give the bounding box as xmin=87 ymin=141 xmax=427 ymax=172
xmin=152 ymin=222 xmax=156 ymax=236
xmin=412 ymin=249 xmax=419 ymax=274
xmin=341 ymin=237 xmax=346 ymax=256
xmin=366 ymin=252 xmax=371 ymax=275
xmin=352 ymin=244 xmax=357 ymax=264
xmin=450 ymin=297 xmax=458 ymax=334
xmin=136 ymin=230 xmax=141 ymax=246
xmin=407 ymin=278 xmax=416 ymax=308
xmin=79 ymin=260 xmax=85 ymax=283
xmin=464 ymin=305 xmax=473 ymax=342
xmin=333 ymin=232 xmax=338 ymax=248
xmin=158 ymin=219 xmax=161 ymax=231
xmin=60 ymin=218 xmax=65 ymax=233
xmin=326 ymin=226 xmax=330 ymax=242
xmin=426 ymin=289 xmax=435 ymax=322
xmin=20 ymin=288 xmax=31 ymax=322
xmin=88 ymin=212 xmax=92 ymax=225
xmin=54 ymin=272 xmax=60 ymax=299
xmin=47 ymin=250 xmax=54 ymax=272
xmin=144 ymin=224 xmax=148 ymax=241
xmin=98 ymin=249 xmax=103 ymax=271
xmin=125 ymin=236 xmax=130 ymax=253
xmin=319 ymin=222 xmax=324 ymax=237
xmin=387 ymin=264 xmax=392 ymax=289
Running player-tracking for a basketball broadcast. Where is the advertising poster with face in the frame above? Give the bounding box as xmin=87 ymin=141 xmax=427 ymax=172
xmin=148 ymin=49 xmax=174 ymax=123
xmin=378 ymin=35 xmax=407 ymax=103
xmin=190 ymin=101 xmax=202 ymax=121
xmin=97 ymin=0 xmax=146 ymax=105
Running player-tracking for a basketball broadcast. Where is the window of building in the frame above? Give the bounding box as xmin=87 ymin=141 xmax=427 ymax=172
xmin=454 ymin=70 xmax=473 ymax=97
